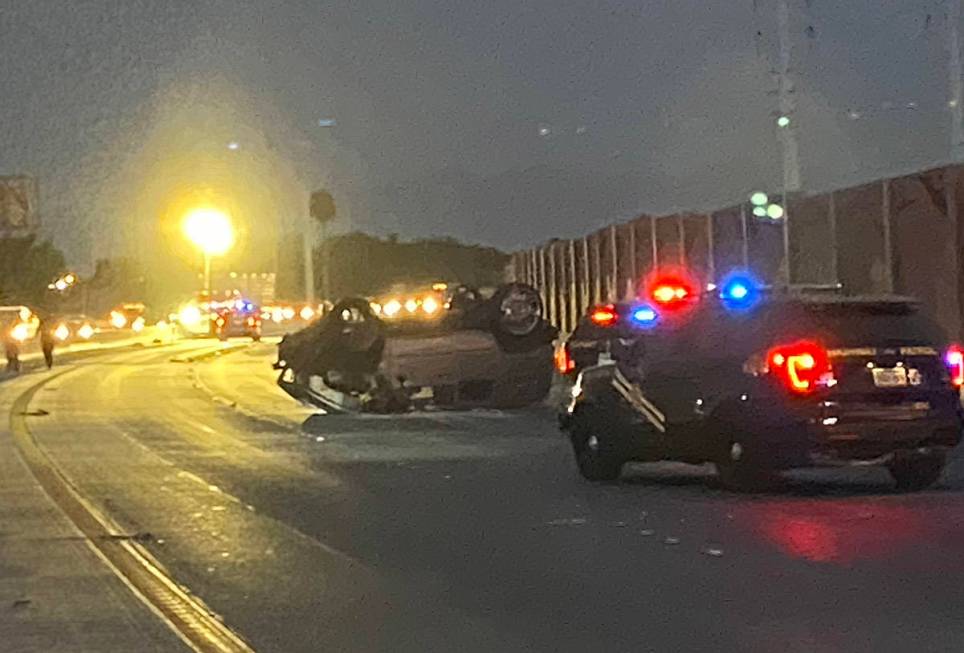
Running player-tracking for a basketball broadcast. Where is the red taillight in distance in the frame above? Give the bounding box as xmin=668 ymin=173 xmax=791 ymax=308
xmin=746 ymin=340 xmax=835 ymax=395
xmin=590 ymin=304 xmax=618 ymax=327
xmin=946 ymin=345 xmax=964 ymax=388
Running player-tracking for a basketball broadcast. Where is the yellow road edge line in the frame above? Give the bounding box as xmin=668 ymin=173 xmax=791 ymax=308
xmin=9 ymin=370 xmax=257 ymax=653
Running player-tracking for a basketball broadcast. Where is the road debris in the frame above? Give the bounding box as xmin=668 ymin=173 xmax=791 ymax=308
xmin=547 ymin=517 xmax=587 ymax=526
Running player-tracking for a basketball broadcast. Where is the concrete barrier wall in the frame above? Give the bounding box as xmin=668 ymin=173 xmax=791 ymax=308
xmin=515 ymin=164 xmax=964 ymax=340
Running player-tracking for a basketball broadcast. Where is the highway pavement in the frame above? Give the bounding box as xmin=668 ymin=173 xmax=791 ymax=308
xmin=6 ymin=338 xmax=964 ymax=652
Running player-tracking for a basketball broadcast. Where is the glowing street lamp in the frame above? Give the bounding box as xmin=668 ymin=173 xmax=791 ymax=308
xmin=183 ymin=208 xmax=234 ymax=296
xmin=48 ymin=272 xmax=79 ymax=293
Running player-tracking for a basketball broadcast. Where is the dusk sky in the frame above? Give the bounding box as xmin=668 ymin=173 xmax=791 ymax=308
xmin=0 ymin=1 xmax=955 ymax=269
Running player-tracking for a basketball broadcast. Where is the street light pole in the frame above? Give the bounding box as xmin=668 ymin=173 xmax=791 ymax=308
xmin=303 ymin=215 xmax=315 ymax=305
xmin=183 ymin=207 xmax=234 ymax=301
xmin=203 ymin=252 xmax=212 ymax=299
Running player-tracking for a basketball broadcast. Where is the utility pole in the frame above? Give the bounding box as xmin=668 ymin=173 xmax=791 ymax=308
xmin=204 ymin=253 xmax=212 ymax=299
xmin=777 ymin=0 xmax=800 ymax=284
xmin=777 ymin=0 xmax=801 ymax=193
xmin=950 ymin=0 xmax=964 ymax=160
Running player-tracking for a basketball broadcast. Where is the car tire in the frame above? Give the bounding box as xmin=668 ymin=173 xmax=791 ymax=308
xmin=252 ymin=334 xmax=261 ymax=342
xmin=570 ymin=414 xmax=624 ymax=482
xmin=887 ymin=452 xmax=945 ymax=492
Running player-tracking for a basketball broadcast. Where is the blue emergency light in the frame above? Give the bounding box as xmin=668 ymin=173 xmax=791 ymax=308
xmin=631 ymin=304 xmax=659 ymax=326
xmin=719 ymin=272 xmax=761 ymax=311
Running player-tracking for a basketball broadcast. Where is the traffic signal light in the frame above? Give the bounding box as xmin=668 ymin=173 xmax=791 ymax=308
xmin=749 ymin=192 xmax=784 ymax=222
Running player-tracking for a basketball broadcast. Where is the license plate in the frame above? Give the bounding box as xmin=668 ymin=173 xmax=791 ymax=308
xmin=872 ymin=367 xmax=908 ymax=388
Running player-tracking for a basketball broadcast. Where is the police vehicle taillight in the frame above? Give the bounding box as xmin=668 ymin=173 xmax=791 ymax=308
xmin=555 ymin=343 xmax=575 ymax=374
xmin=744 ymin=340 xmax=835 ymax=395
xmin=768 ymin=341 xmax=834 ymax=394
xmin=945 ymin=345 xmax=964 ymax=387
xmin=590 ymin=305 xmax=618 ymax=326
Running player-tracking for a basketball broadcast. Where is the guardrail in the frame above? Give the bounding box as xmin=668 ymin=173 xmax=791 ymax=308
xmin=512 ymin=164 xmax=964 ymax=339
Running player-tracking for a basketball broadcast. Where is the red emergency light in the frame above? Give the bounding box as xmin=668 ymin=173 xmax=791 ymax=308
xmin=590 ymin=304 xmax=618 ymax=327
xmin=648 ymin=277 xmax=693 ymax=307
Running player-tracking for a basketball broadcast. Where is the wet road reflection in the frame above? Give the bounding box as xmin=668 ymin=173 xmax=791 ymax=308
xmin=740 ymin=500 xmax=930 ymax=564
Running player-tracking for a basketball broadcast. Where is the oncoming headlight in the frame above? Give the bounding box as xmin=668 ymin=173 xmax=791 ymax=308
xmin=422 ymin=296 xmax=440 ymax=315
xmin=110 ymin=311 xmax=127 ymax=329
xmin=179 ymin=305 xmax=203 ymax=326
xmin=382 ymin=299 xmax=402 ymax=318
xmin=11 ymin=323 xmax=30 ymax=342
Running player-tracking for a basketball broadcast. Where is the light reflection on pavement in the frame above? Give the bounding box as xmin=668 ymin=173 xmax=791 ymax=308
xmin=12 ymin=341 xmax=964 ymax=652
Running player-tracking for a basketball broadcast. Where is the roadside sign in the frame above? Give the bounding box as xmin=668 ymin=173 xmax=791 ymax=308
xmin=0 ymin=176 xmax=38 ymax=238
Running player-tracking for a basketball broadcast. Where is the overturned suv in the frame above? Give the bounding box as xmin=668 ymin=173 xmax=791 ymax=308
xmin=562 ymin=291 xmax=964 ymax=491
xmin=274 ymin=283 xmax=557 ymax=413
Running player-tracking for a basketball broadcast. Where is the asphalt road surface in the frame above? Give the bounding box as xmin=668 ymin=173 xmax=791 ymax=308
xmin=11 ymin=339 xmax=964 ymax=652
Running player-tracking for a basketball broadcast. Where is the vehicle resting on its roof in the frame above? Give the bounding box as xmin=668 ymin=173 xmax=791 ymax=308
xmin=274 ymin=282 xmax=558 ymax=413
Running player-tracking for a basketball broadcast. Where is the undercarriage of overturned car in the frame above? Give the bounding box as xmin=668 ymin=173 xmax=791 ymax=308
xmin=274 ymin=283 xmax=557 ymax=413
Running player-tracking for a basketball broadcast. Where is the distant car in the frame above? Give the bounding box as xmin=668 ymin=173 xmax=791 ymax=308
xmin=53 ymin=315 xmax=96 ymax=342
xmin=0 ymin=305 xmax=39 ymax=342
xmin=372 ymin=282 xmax=465 ymax=321
xmin=214 ymin=304 xmax=262 ymax=341
xmin=563 ymin=287 xmax=964 ymax=492
xmin=275 ymin=282 xmax=557 ymax=412
xmin=109 ymin=302 xmax=146 ymax=329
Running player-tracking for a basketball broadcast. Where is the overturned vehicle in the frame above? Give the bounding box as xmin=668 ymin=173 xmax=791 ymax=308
xmin=274 ymin=283 xmax=557 ymax=413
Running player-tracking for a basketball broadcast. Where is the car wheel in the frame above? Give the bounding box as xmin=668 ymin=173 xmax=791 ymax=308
xmin=571 ymin=417 xmax=624 ymax=482
xmin=252 ymin=334 xmax=261 ymax=342
xmin=887 ymin=452 xmax=945 ymax=492
xmin=218 ymin=334 xmax=228 ymax=342
xmin=715 ymin=443 xmax=776 ymax=493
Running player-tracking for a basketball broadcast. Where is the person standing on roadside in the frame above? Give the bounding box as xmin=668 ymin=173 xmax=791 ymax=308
xmin=37 ymin=314 xmax=55 ymax=369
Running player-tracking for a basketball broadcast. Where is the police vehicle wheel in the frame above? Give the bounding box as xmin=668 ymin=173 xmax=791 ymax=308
xmin=888 ymin=452 xmax=945 ymax=492
xmin=571 ymin=423 xmax=624 ymax=482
